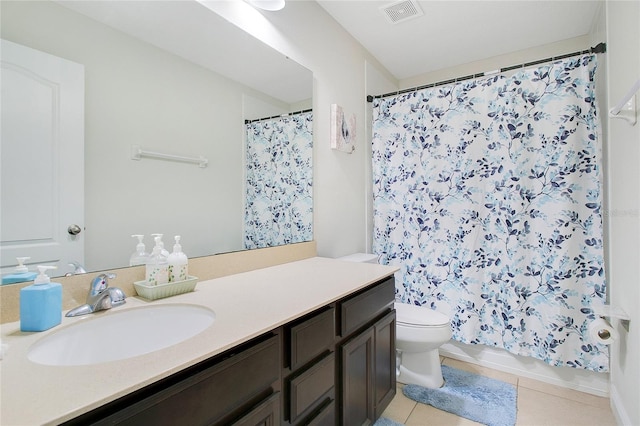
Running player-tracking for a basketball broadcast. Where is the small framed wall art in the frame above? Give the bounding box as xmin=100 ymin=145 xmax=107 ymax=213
xmin=330 ymin=103 xmax=356 ymax=153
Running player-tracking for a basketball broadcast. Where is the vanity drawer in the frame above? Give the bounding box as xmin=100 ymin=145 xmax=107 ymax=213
xmin=339 ymin=277 xmax=394 ymax=336
xmin=287 ymin=352 xmax=335 ymax=423
xmin=307 ymin=399 xmax=335 ymax=426
xmin=87 ymin=334 xmax=281 ymax=426
xmin=289 ymin=306 xmax=335 ymax=370
xmin=232 ymin=392 xmax=280 ymax=426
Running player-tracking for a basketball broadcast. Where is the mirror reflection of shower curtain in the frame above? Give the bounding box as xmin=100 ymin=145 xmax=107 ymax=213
xmin=372 ymin=55 xmax=608 ymax=372
xmin=244 ymin=112 xmax=313 ymax=249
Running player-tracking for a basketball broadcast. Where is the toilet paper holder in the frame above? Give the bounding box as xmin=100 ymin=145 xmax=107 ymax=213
xmin=593 ymin=304 xmax=630 ymax=328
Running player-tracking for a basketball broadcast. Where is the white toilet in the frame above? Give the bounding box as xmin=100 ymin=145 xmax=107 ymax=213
xmin=337 ymin=254 xmax=453 ymax=389
xmin=394 ymin=302 xmax=452 ymax=388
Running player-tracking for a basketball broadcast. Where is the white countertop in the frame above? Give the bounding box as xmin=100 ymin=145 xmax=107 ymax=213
xmin=0 ymin=257 xmax=397 ymax=426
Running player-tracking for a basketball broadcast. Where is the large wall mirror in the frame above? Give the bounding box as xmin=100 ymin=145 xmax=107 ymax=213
xmin=0 ymin=0 xmax=313 ymax=281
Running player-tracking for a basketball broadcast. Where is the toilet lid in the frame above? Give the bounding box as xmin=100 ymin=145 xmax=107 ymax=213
xmin=394 ymin=302 xmax=449 ymax=326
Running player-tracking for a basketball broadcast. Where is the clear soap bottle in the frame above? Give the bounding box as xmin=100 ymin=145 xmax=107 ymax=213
xmin=168 ymin=236 xmax=188 ymax=282
xmin=130 ymin=234 xmax=150 ymax=266
xmin=146 ymin=236 xmax=169 ymax=286
xmin=151 ymin=233 xmax=170 ymax=258
xmin=20 ymin=265 xmax=62 ymax=331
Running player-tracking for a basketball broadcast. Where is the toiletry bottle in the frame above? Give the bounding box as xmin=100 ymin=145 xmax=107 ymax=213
xmin=146 ymin=236 xmax=169 ymax=286
xmin=130 ymin=234 xmax=150 ymax=266
xmin=20 ymin=265 xmax=62 ymax=332
xmin=2 ymin=257 xmax=38 ymax=285
xmin=151 ymin=233 xmax=170 ymax=258
xmin=168 ymin=235 xmax=188 ymax=282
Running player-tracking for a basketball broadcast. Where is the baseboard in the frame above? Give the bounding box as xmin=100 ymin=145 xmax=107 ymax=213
xmin=610 ymin=384 xmax=633 ymax=425
xmin=440 ymin=341 xmax=609 ymax=397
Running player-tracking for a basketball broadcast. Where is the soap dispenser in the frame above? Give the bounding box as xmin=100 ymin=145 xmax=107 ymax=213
xmin=168 ymin=236 xmax=188 ymax=282
xmin=20 ymin=265 xmax=62 ymax=332
xmin=2 ymin=257 xmax=38 ymax=285
xmin=130 ymin=234 xmax=150 ymax=266
xmin=146 ymin=236 xmax=169 ymax=286
xmin=151 ymin=233 xmax=170 ymax=258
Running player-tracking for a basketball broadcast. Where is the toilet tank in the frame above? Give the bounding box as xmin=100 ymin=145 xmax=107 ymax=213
xmin=337 ymin=253 xmax=379 ymax=264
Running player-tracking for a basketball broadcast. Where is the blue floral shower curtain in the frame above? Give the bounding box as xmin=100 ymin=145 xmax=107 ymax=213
xmin=372 ymin=55 xmax=608 ymax=372
xmin=244 ymin=112 xmax=313 ymax=249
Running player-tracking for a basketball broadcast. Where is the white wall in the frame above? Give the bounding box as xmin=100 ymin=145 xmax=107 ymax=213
xmin=606 ymin=1 xmax=640 ymax=424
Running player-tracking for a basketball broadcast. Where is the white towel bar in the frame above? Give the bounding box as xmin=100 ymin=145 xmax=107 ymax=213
xmin=131 ymin=145 xmax=208 ymax=168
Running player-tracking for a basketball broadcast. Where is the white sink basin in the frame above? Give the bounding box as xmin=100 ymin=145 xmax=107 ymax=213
xmin=27 ymin=304 xmax=216 ymax=366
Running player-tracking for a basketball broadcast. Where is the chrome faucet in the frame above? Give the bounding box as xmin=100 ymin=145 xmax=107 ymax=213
xmin=66 ymin=273 xmax=126 ymax=317
xmin=64 ymin=261 xmax=87 ymax=276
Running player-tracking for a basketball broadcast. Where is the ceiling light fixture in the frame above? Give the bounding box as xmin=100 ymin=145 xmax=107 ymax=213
xmin=245 ymin=0 xmax=285 ymax=11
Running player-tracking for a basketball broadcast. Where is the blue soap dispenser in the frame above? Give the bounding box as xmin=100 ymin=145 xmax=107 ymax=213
xmin=20 ymin=265 xmax=62 ymax=332
xmin=2 ymin=257 xmax=38 ymax=285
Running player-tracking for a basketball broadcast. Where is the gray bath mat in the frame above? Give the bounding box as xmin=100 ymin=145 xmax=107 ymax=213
xmin=373 ymin=417 xmax=404 ymax=426
xmin=403 ymin=365 xmax=517 ymax=426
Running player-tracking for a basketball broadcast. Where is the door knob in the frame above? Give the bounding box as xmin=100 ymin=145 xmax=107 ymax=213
xmin=68 ymin=224 xmax=82 ymax=235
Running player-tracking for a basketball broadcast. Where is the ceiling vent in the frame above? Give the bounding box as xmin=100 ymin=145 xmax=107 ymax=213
xmin=380 ymin=0 xmax=423 ymax=24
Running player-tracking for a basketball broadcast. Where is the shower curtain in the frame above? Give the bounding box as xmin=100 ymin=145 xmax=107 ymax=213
xmin=244 ymin=112 xmax=313 ymax=249
xmin=372 ymin=55 xmax=608 ymax=372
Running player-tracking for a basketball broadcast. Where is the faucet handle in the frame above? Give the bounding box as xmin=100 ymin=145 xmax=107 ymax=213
xmin=89 ymin=273 xmax=116 ymax=297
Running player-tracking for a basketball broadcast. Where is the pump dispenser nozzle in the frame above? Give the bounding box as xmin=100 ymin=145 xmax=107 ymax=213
xmin=132 ymin=234 xmax=144 ymax=248
xmin=130 ymin=235 xmax=150 ymax=266
xmin=34 ymin=265 xmax=57 ymax=285
xmin=15 ymin=257 xmax=30 ymax=273
xmin=151 ymin=233 xmax=170 ymax=258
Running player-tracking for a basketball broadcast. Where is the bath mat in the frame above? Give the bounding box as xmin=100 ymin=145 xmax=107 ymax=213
xmin=403 ymin=365 xmax=517 ymax=426
xmin=373 ymin=417 xmax=404 ymax=426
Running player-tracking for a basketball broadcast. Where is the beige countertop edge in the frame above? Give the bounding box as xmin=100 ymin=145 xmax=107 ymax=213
xmin=1 ymin=257 xmax=398 ymax=426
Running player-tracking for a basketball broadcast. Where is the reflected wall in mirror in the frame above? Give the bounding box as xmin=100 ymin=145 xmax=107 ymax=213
xmin=0 ymin=0 xmax=313 ymax=282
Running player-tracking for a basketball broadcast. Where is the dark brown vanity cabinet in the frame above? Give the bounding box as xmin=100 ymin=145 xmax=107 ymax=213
xmin=283 ymin=276 xmax=396 ymax=426
xmin=337 ymin=277 xmax=396 ymax=425
xmin=64 ymin=333 xmax=282 ymax=426
xmin=64 ymin=276 xmax=396 ymax=426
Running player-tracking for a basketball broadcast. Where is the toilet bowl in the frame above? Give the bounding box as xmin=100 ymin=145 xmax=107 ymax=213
xmin=394 ymin=302 xmax=452 ymax=388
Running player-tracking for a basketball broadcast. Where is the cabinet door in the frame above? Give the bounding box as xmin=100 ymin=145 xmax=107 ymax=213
xmin=374 ymin=311 xmax=396 ymax=418
xmin=340 ymin=327 xmax=374 ymax=425
xmin=232 ymin=392 xmax=280 ymax=426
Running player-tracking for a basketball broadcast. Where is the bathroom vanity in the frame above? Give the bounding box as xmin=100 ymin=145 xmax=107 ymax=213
xmin=0 ymin=257 xmax=398 ymax=425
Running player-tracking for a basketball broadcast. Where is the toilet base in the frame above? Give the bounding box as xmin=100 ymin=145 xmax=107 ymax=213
xmin=396 ymin=349 xmax=444 ymax=388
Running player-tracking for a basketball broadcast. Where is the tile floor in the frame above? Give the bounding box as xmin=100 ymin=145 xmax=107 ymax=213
xmin=381 ymin=357 xmax=617 ymax=426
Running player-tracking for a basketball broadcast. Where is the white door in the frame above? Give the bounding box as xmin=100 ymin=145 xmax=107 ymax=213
xmin=1 ymin=39 xmax=84 ymax=279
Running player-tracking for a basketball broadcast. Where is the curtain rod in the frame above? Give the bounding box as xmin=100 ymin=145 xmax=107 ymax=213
xmin=367 ymin=42 xmax=607 ymax=102
xmin=244 ymin=108 xmax=312 ymax=124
